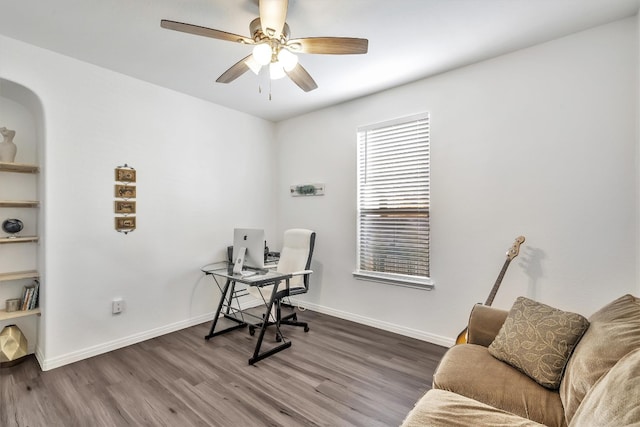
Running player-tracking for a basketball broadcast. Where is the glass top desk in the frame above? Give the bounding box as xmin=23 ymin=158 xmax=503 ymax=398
xmin=201 ymin=263 xmax=292 ymax=365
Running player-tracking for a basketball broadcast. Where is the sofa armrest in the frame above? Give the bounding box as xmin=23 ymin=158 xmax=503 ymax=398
xmin=467 ymin=304 xmax=509 ymax=347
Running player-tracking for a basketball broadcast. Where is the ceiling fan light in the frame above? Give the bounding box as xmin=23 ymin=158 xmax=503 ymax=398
xmin=269 ymin=61 xmax=286 ymax=80
xmin=245 ymin=56 xmax=262 ymax=75
xmin=278 ymin=49 xmax=298 ymax=72
xmin=252 ymin=43 xmax=272 ymax=66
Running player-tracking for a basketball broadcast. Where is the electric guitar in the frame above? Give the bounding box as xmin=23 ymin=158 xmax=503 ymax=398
xmin=455 ymin=235 xmax=525 ymax=345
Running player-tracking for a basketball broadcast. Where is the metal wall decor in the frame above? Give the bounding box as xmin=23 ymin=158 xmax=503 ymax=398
xmin=114 ymin=164 xmax=136 ymax=234
xmin=290 ymin=183 xmax=325 ymax=197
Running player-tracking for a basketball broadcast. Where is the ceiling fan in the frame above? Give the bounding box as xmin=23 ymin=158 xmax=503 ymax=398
xmin=161 ymin=0 xmax=368 ymax=92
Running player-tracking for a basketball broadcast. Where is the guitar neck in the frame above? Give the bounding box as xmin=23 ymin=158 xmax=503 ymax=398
xmin=484 ymin=258 xmax=511 ymax=306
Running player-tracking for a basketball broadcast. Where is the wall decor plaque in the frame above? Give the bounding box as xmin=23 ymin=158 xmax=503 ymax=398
xmin=114 ymin=200 xmax=136 ymax=214
xmin=114 ymin=163 xmax=137 ymax=234
xmin=115 ymin=185 xmax=136 ymax=199
xmin=290 ymin=183 xmax=325 ymax=197
xmin=115 ymin=216 xmax=136 ymax=230
xmin=115 ymin=167 xmax=136 ymax=182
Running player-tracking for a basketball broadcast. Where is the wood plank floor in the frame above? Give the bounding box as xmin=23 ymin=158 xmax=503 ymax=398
xmin=1 ymin=309 xmax=447 ymax=426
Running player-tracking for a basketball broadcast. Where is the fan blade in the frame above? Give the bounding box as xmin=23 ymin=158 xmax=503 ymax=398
xmin=216 ymin=55 xmax=253 ymax=84
xmin=287 ymin=37 xmax=368 ymax=55
xmin=286 ymin=63 xmax=318 ymax=92
xmin=161 ymin=20 xmax=254 ymax=45
xmin=259 ymin=0 xmax=288 ymax=39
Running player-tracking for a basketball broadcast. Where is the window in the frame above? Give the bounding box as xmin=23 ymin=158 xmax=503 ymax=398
xmin=355 ymin=113 xmax=432 ymax=289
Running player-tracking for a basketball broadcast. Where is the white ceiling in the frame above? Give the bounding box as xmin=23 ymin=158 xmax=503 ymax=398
xmin=1 ymin=0 xmax=638 ymax=122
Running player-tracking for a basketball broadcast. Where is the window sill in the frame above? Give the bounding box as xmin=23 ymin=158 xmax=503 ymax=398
xmin=353 ymin=271 xmax=434 ymax=290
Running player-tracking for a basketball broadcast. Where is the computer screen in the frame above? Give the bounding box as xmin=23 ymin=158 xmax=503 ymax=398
xmin=232 ymin=228 xmax=265 ymax=270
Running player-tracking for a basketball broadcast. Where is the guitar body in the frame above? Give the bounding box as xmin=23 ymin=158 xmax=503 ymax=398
xmin=455 ymin=328 xmax=468 ymax=345
xmin=455 ymin=236 xmax=525 ymax=345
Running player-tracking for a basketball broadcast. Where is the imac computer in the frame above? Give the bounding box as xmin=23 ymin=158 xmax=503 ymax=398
xmin=232 ymin=228 xmax=265 ymax=274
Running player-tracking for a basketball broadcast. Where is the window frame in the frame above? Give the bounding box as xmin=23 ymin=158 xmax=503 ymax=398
xmin=353 ymin=113 xmax=433 ymax=290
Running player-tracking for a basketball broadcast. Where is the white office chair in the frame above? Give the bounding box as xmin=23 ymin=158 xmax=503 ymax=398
xmin=247 ymin=228 xmax=316 ymax=337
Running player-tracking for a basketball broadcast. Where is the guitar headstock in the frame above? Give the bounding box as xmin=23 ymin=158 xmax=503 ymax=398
xmin=506 ymin=236 xmax=525 ymax=260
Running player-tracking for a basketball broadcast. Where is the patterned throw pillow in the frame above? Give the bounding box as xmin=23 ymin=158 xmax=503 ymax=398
xmin=488 ymin=297 xmax=589 ymax=389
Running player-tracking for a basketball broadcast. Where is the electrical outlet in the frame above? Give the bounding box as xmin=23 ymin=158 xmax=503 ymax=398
xmin=112 ymin=298 xmax=124 ymax=314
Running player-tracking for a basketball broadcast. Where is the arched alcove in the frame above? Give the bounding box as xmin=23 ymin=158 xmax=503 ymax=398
xmin=0 ymin=78 xmax=46 ymax=366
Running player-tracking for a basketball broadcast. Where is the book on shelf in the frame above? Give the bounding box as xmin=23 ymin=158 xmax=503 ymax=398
xmin=20 ymin=280 xmax=39 ymax=311
xmin=20 ymin=285 xmax=30 ymax=310
xmin=30 ymin=281 xmax=39 ymax=310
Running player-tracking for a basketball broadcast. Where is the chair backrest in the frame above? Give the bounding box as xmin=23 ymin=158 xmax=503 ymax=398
xmin=276 ymin=228 xmax=316 ymax=289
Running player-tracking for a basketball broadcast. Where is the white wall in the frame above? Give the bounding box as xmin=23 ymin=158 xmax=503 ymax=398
xmin=0 ymin=15 xmax=637 ymax=368
xmin=276 ymin=17 xmax=638 ymax=346
xmin=1 ymin=35 xmax=277 ymax=369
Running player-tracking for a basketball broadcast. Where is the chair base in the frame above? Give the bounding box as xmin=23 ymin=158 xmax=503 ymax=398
xmin=279 ymin=311 xmax=310 ymax=332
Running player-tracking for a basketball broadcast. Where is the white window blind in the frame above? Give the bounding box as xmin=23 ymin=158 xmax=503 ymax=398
xmin=355 ymin=113 xmax=432 ymax=289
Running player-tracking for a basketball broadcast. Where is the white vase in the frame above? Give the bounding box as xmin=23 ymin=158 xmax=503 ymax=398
xmin=0 ymin=141 xmax=17 ymax=162
xmin=0 ymin=128 xmax=17 ymax=163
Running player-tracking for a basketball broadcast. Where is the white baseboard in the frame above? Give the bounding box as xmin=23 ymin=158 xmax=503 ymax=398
xmin=39 ymin=312 xmax=217 ymax=371
xmin=291 ymin=298 xmax=455 ymax=348
xmin=39 ymin=299 xmax=452 ymax=370
xmin=35 ymin=345 xmax=45 ymax=369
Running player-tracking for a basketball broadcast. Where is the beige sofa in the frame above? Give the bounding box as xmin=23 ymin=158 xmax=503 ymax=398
xmin=402 ymin=294 xmax=640 ymax=426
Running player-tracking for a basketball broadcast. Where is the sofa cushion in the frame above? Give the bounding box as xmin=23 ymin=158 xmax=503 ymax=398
xmin=560 ymin=294 xmax=640 ymax=424
xmin=467 ymin=304 xmax=510 ymax=347
xmin=569 ymin=348 xmax=640 ymax=426
xmin=434 ymin=344 xmax=566 ymax=427
xmin=488 ymin=296 xmax=589 ymax=389
xmin=401 ymin=389 xmax=545 ymax=427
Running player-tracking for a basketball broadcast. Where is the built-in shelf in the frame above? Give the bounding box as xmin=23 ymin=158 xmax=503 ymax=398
xmin=0 ymin=102 xmax=41 ymax=361
xmin=0 ymin=308 xmax=41 ymax=321
xmin=0 ymin=236 xmax=39 ymax=244
xmin=0 ymin=200 xmax=40 ymax=208
xmin=0 ymin=270 xmax=39 ymax=282
xmin=0 ymin=162 xmax=39 ymax=174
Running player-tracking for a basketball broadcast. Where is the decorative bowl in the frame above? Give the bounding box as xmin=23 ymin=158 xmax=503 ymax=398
xmin=2 ymin=218 xmax=24 ymax=235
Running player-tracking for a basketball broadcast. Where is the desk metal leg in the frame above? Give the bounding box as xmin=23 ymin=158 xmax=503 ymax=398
xmin=222 ymin=280 xmax=241 ymax=322
xmin=248 ymin=278 xmax=292 ymax=365
xmin=205 ymin=278 xmax=246 ymax=340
